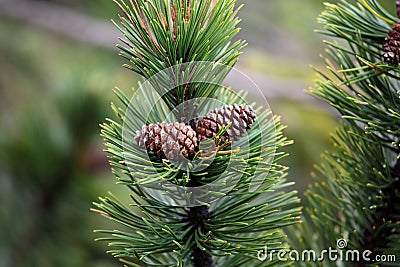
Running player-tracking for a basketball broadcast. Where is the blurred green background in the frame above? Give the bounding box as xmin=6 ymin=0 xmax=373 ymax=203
xmin=0 ymin=0 xmax=394 ymax=266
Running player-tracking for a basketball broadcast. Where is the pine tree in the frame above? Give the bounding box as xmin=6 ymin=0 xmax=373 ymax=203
xmin=92 ymin=0 xmax=301 ymax=266
xmin=288 ymin=0 xmax=400 ymax=266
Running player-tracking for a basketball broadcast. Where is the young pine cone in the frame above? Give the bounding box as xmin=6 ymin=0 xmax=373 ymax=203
xmin=383 ymin=21 xmax=400 ymax=65
xmin=196 ymin=104 xmax=256 ymax=145
xmin=135 ymin=122 xmax=198 ymax=161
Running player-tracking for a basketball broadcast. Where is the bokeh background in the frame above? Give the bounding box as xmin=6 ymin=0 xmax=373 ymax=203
xmin=0 ymin=0 xmax=394 ymax=266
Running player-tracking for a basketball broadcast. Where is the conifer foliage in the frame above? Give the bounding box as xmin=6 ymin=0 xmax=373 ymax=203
xmin=93 ymin=1 xmax=300 ymax=266
xmin=289 ymin=0 xmax=400 ymax=266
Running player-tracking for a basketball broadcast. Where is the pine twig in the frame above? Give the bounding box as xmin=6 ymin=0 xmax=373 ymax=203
xmin=393 ymin=158 xmax=400 ymax=178
xmin=359 ymin=158 xmax=400 ymax=266
xmin=185 ymin=172 xmax=213 ymax=266
xmin=188 ymin=205 xmax=214 ymax=267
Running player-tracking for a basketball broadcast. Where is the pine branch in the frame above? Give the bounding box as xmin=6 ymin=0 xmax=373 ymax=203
xmin=186 ymin=206 xmax=213 ymax=267
xmin=113 ymin=0 xmax=246 ymax=108
xmin=93 ymin=1 xmax=301 ymax=266
xmin=288 ymin=123 xmax=400 ymax=266
xmin=289 ymin=1 xmax=400 ymax=266
xmin=360 ymin=157 xmax=400 ymax=266
xmin=393 ymin=158 xmax=400 ymax=177
xmin=184 ymin=163 xmax=213 ymax=266
xmin=94 ymin=86 xmax=301 ymax=266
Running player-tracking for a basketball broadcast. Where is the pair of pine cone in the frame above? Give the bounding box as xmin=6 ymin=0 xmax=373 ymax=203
xmin=134 ymin=104 xmax=256 ymax=161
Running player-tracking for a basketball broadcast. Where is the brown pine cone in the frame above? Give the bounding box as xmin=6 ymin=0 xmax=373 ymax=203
xmin=135 ymin=122 xmax=198 ymax=161
xmin=383 ymin=21 xmax=400 ymax=65
xmin=196 ymin=104 xmax=256 ymax=146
